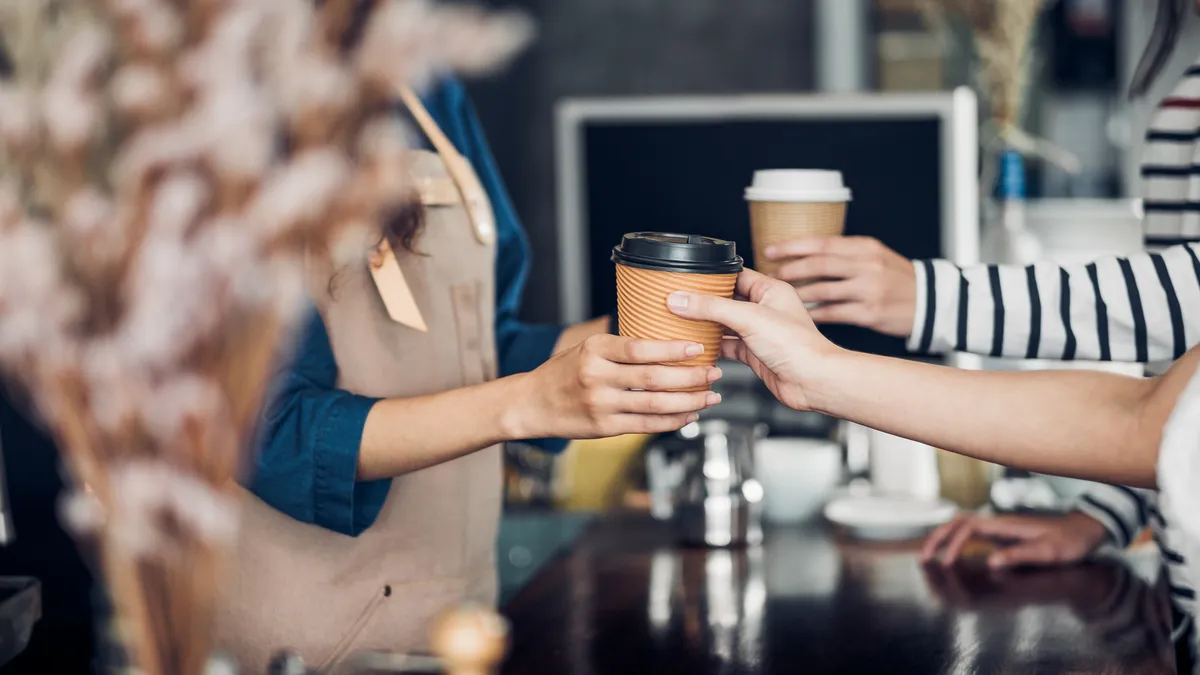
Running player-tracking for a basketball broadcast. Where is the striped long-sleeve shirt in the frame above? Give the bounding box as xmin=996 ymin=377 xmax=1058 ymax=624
xmin=909 ymin=57 xmax=1200 ymax=626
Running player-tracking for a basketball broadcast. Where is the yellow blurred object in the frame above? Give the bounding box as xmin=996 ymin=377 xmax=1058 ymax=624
xmin=936 ymin=449 xmax=994 ymax=509
xmin=553 ymin=434 xmax=653 ymax=512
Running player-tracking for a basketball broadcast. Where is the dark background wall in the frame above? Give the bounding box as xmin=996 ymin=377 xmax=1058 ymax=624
xmin=464 ymin=0 xmax=817 ymax=323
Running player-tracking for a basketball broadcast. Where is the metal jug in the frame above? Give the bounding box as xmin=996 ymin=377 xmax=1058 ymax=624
xmin=647 ymin=420 xmax=765 ymax=548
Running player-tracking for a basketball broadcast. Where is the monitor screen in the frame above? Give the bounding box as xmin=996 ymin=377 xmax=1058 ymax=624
xmin=578 ymin=116 xmax=947 ymax=359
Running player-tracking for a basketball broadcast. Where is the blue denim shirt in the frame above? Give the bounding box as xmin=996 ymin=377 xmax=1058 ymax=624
xmin=248 ymin=78 xmax=566 ymax=536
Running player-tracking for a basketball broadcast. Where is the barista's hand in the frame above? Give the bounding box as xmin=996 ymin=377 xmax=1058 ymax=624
xmin=513 ymin=334 xmax=721 ymax=439
xmin=665 ymin=269 xmax=840 ymax=412
xmin=764 ymin=236 xmax=917 ymax=338
xmin=922 ymin=511 xmax=1110 ymax=569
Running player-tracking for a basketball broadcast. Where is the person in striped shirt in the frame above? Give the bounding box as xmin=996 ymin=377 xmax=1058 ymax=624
xmin=663 ymin=267 xmax=1200 ymax=672
xmin=757 ymin=0 xmax=1200 ymax=665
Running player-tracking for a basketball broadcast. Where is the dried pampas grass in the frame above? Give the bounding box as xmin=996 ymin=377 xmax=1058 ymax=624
xmin=0 ymin=1 xmax=531 ymax=674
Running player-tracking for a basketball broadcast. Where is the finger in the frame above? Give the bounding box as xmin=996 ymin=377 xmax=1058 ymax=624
xmin=806 ymin=302 xmax=873 ymax=327
xmin=613 ymin=364 xmax=720 ymax=391
xmin=775 ymin=256 xmax=862 ymax=283
xmin=720 ymin=338 xmax=745 ymax=361
xmin=923 ymin=516 xmax=967 ymax=562
xmin=795 ymin=280 xmax=862 ymax=305
xmin=594 ymin=335 xmax=705 ymax=364
xmin=765 ymin=236 xmax=879 ymax=261
xmin=987 ymin=539 xmax=1058 ymax=569
xmin=940 ymin=517 xmax=982 ymax=565
xmin=957 ymin=516 xmax=1048 ymax=541
xmin=667 ymin=291 xmax=765 ymax=335
xmin=613 ymin=389 xmax=720 ymax=415
xmin=610 ymin=413 xmax=699 ymax=435
xmin=736 ymin=268 xmax=792 ymax=304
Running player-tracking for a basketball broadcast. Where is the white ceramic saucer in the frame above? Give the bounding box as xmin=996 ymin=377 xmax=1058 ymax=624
xmin=823 ymin=494 xmax=958 ymax=542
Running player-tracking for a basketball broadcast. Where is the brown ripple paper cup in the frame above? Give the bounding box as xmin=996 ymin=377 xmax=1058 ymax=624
xmin=612 ymin=233 xmax=743 ymax=389
xmin=745 ymin=170 xmax=851 ymax=280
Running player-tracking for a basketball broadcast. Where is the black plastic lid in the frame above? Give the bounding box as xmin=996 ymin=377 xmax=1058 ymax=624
xmin=611 ymin=232 xmax=743 ymax=274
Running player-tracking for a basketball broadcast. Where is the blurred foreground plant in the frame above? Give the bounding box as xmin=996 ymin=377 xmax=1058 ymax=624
xmin=0 ymin=1 xmax=530 ymax=673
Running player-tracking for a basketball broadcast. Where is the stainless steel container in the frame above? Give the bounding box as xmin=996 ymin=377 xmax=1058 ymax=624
xmin=647 ymin=420 xmax=764 ymax=548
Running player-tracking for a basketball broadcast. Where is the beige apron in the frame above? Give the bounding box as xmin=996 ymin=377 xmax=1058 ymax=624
xmin=217 ymin=103 xmax=502 ymax=673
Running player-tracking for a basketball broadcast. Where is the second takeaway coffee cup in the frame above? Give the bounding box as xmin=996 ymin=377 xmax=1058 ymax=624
xmin=745 ymin=170 xmax=851 ymax=279
xmin=612 ymin=233 xmax=743 ymax=379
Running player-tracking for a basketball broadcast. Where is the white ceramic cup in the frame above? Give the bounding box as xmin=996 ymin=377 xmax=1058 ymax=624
xmin=754 ymin=437 xmax=843 ymax=524
xmin=867 ymin=429 xmax=940 ymax=502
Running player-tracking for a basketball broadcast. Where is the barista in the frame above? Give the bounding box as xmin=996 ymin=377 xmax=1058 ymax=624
xmin=217 ymin=75 xmax=720 ymax=670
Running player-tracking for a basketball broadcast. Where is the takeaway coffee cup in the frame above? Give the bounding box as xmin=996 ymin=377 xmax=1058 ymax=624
xmin=745 ymin=170 xmax=851 ymax=279
xmin=611 ymin=233 xmax=743 ymax=375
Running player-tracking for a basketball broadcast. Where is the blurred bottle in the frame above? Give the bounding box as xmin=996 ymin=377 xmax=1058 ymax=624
xmin=983 ymin=149 xmax=1042 ymax=265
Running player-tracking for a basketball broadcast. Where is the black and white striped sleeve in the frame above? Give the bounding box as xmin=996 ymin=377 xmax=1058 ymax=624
xmin=1072 ymin=483 xmax=1152 ymax=549
xmin=908 ymin=243 xmax=1200 ymax=363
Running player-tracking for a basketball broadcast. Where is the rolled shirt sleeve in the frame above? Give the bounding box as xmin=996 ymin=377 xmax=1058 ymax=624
xmin=249 ymin=310 xmax=391 ymax=537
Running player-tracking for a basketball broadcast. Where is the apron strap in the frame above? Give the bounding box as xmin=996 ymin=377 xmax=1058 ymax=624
xmin=397 ymin=86 xmax=496 ymax=246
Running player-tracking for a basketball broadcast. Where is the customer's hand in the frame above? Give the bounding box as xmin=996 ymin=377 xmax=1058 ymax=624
xmin=763 ymin=236 xmax=917 ymax=338
xmin=665 ymin=269 xmax=839 ymax=411
xmin=922 ymin=511 xmax=1110 ymax=569
xmin=514 ymin=334 xmax=722 ymax=439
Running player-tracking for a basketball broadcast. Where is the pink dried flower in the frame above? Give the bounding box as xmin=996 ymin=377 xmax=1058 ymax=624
xmin=41 ymin=85 xmax=102 ymax=153
xmin=81 ymin=339 xmax=145 ymax=434
xmin=247 ymin=148 xmax=351 ymax=239
xmin=110 ymin=123 xmax=200 ymax=193
xmin=0 ymin=222 xmax=81 ymax=362
xmin=63 ymin=188 xmax=128 ymax=264
xmin=424 ymin=7 xmax=535 ymax=74
xmin=357 ymin=0 xmax=533 ymax=93
xmin=42 ymin=27 xmax=111 ymax=152
xmin=145 ymin=170 xmax=210 ymax=238
xmin=111 ymin=64 xmax=171 ymax=119
xmin=0 ymin=183 xmax=23 ymax=232
xmin=357 ymin=115 xmax=416 ymax=206
xmin=276 ymin=54 xmax=356 ymax=123
xmin=0 ymin=85 xmax=38 ymax=150
xmin=140 ymin=375 xmax=227 ymax=446
xmin=128 ymin=2 xmax=184 ymax=56
xmin=60 ymin=488 xmax=106 ymax=536
xmin=196 ymin=84 xmax=277 ymax=181
xmin=107 ymin=461 xmax=239 ymax=560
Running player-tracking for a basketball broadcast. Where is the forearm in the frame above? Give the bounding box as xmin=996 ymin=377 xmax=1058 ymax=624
xmin=810 ymin=350 xmax=1193 ymax=487
xmin=357 ymin=373 xmax=530 ymax=481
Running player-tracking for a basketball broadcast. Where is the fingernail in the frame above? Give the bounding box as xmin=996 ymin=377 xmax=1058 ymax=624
xmin=685 ymin=343 xmax=704 ymax=357
xmin=686 ymin=413 xmax=700 ymax=423
xmin=667 ymin=292 xmax=689 ymax=311
xmin=708 ymin=367 xmax=723 ymax=382
xmin=764 ymin=246 xmax=778 ymax=259
xmin=706 ymin=392 xmax=722 ymax=406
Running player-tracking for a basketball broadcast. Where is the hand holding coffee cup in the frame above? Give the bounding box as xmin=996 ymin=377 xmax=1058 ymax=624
xmin=612 ymin=233 xmax=742 ymax=390
xmin=745 ymin=170 xmax=851 ymax=281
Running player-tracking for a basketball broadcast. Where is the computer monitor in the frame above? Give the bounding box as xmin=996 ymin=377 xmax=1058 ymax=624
xmin=555 ymin=89 xmax=980 ymax=359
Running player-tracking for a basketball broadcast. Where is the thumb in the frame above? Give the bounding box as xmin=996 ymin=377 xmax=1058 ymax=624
xmin=667 ymin=291 xmax=760 ymax=334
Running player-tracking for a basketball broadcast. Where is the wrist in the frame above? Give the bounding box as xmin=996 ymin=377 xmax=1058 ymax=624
xmin=498 ymin=371 xmax=540 ymax=441
xmin=1065 ymin=509 xmax=1111 ymax=549
xmin=802 ymin=344 xmax=858 ymax=415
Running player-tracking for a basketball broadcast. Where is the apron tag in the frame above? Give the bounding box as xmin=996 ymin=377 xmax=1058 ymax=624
xmin=368 ymin=238 xmax=428 ymax=332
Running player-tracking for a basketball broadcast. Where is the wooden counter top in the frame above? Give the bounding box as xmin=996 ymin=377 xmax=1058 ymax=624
xmin=502 ymin=515 xmax=1174 ymax=675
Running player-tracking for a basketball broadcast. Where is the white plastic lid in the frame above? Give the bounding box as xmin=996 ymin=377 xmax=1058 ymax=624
xmin=744 ymin=169 xmax=852 ymax=203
